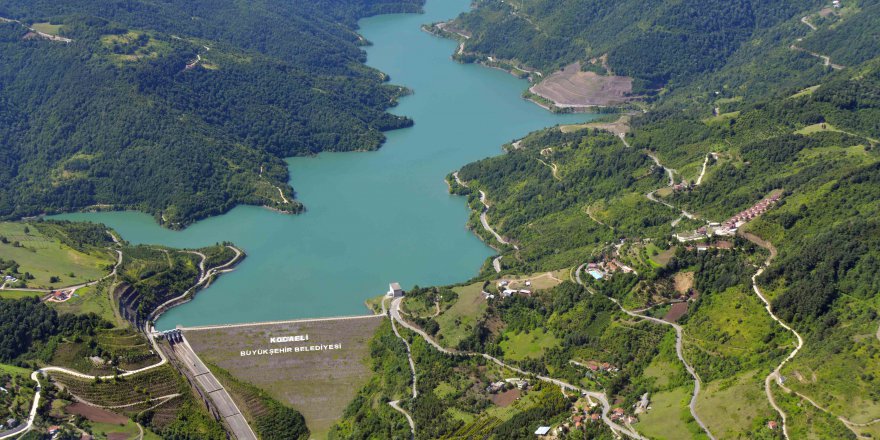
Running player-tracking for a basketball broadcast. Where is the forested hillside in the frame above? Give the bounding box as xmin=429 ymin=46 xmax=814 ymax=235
xmin=451 ymin=0 xmax=819 ymax=89
xmin=442 ymin=2 xmax=880 ymax=436
xmin=0 ymin=0 xmax=423 ymax=227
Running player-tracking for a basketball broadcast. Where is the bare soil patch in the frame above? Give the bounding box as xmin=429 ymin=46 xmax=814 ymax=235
xmin=107 ymin=433 xmax=130 ymax=440
xmin=185 ymin=316 xmax=383 ymax=438
xmin=530 ymin=62 xmax=633 ymax=107
xmin=673 ymin=271 xmax=695 ymax=295
xmin=663 ymin=302 xmax=688 ymax=323
xmin=490 ymin=388 xmax=521 ymax=407
xmin=560 ymin=114 xmax=631 ymax=136
xmin=66 ymin=402 xmax=128 ymax=424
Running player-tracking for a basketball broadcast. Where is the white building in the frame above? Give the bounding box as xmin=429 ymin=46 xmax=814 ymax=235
xmin=387 ymin=282 xmax=404 ymax=298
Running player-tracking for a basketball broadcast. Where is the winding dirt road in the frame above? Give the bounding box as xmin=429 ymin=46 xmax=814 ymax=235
xmin=573 ymin=266 xmax=716 ymax=439
xmin=389 ymin=297 xmax=645 ymax=439
xmin=386 ymin=298 xmax=418 ymax=438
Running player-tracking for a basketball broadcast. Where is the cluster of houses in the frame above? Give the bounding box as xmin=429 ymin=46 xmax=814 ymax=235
xmin=2 ymin=275 xmax=18 ymax=284
xmin=676 ymin=192 xmax=782 ymax=242
xmin=584 ymin=259 xmax=635 ymax=281
xmin=486 ymin=378 xmax=529 ymax=394
xmin=487 ymin=280 xmax=531 ymax=299
xmin=581 ymin=360 xmax=619 ymax=374
xmin=534 ymin=400 xmax=637 ymax=437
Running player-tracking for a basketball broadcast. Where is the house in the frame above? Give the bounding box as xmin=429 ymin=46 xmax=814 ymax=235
xmin=502 ymin=289 xmax=517 ymax=298
xmin=48 ymin=426 xmax=61 ymax=435
xmin=590 ymin=413 xmax=601 ymax=422
xmin=768 ymin=420 xmax=779 ymax=430
xmin=505 ymin=378 xmax=529 ymax=389
xmin=387 ymin=282 xmax=404 ymax=298
xmin=6 ymin=419 xmax=17 ymax=428
xmin=534 ymin=426 xmax=551 ymax=436
xmin=635 ymin=392 xmax=650 ymax=414
xmin=519 ymin=289 xmax=532 ymax=295
xmin=486 ymin=381 xmax=506 ymax=393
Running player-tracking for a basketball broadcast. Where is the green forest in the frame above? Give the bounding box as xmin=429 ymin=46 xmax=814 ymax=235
xmin=433 ymin=1 xmax=880 ymax=436
xmin=0 ymin=0 xmax=423 ymax=227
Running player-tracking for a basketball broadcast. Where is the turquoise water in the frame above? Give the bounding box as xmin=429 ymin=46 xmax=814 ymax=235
xmin=56 ymin=0 xmax=595 ymax=330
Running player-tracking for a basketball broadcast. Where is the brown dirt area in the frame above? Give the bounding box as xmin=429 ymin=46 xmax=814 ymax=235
xmin=673 ymin=271 xmax=695 ymax=295
xmin=496 ymin=271 xmax=565 ymax=291
xmin=65 ymin=402 xmax=128 ymax=424
xmin=663 ymin=302 xmax=689 ymax=323
xmin=560 ymin=114 xmax=631 ymax=136
xmin=490 ymin=388 xmax=521 ymax=407
xmin=530 ymin=62 xmax=633 ymax=107
xmin=185 ymin=317 xmax=383 ymax=438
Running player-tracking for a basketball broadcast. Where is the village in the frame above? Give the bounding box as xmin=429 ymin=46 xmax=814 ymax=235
xmin=675 ymin=191 xmax=783 ymax=242
xmin=531 ymin=391 xmax=645 ymax=439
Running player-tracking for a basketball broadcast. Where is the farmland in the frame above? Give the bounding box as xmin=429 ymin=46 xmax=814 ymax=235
xmin=0 ymin=221 xmax=113 ymax=289
xmin=184 ymin=316 xmax=383 ymax=439
xmin=434 ymin=282 xmax=488 ymax=348
xmin=499 ymin=328 xmax=560 ymax=361
xmin=634 ymin=386 xmax=695 ymax=440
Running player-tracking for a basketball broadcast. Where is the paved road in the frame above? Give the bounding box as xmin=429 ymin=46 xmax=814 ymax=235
xmin=149 ymin=246 xmax=243 ymax=322
xmin=176 ymin=336 xmax=257 ymax=440
xmin=478 ymin=191 xmax=509 ymax=247
xmin=181 ymin=313 xmax=382 ymax=332
xmin=573 ymin=266 xmax=716 ymax=440
xmin=389 ymin=298 xmax=645 ymax=439
xmin=386 ymin=298 xmax=418 ymax=438
xmin=0 ymin=371 xmax=42 ymax=439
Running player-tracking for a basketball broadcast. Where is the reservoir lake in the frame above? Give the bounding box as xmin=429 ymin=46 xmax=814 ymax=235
xmin=56 ymin=0 xmax=596 ymax=330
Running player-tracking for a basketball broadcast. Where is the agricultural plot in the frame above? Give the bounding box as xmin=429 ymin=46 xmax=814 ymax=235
xmin=770 ymin=383 xmax=855 ymax=439
xmin=434 ymin=282 xmax=488 ymax=348
xmin=50 ymin=365 xmax=182 ymax=410
xmin=0 ymin=222 xmax=113 ymax=289
xmin=694 ymin=370 xmax=777 ymax=438
xmin=30 ymin=22 xmax=62 ymax=35
xmin=499 ymin=328 xmax=560 ymax=361
xmin=634 ymin=386 xmax=695 ymax=440
xmin=184 ymin=316 xmax=383 ymax=439
xmin=49 ymin=283 xmax=121 ymax=325
xmin=0 ymin=290 xmax=42 ymax=299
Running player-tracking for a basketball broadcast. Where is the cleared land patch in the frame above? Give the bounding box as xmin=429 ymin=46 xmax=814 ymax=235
xmin=530 ymin=62 xmax=633 ymax=108
xmin=435 ymin=282 xmax=488 ymax=348
xmin=635 ymin=386 xmax=694 ymax=440
xmin=0 ymin=221 xmax=112 ymax=289
xmin=184 ymin=316 xmax=383 ymax=439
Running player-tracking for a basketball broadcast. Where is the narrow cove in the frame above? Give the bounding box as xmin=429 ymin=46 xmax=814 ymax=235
xmin=55 ymin=0 xmax=597 ymax=330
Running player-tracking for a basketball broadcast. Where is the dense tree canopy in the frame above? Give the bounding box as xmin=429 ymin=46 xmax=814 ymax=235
xmin=0 ymin=0 xmax=423 ymax=227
